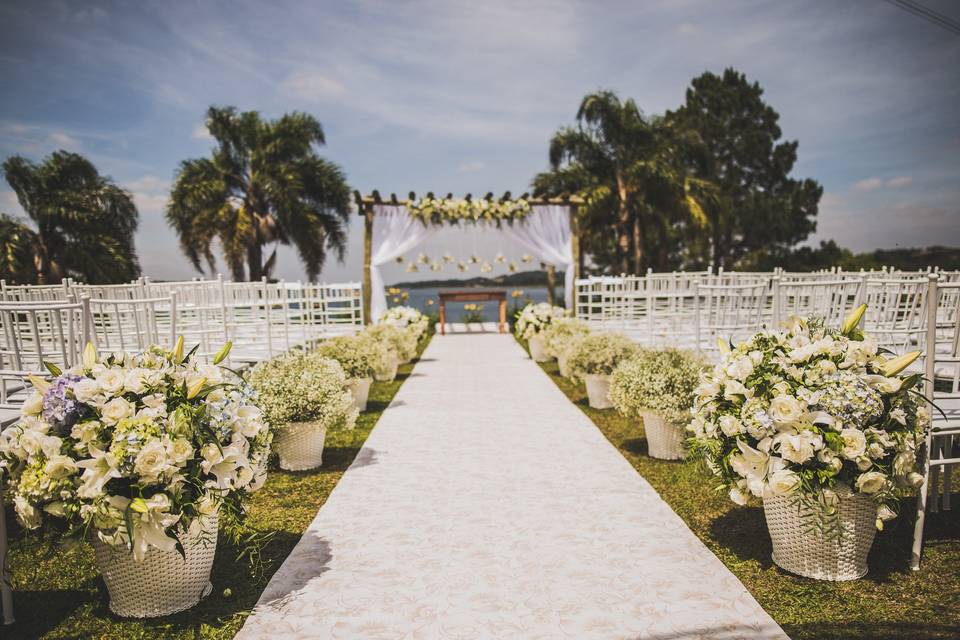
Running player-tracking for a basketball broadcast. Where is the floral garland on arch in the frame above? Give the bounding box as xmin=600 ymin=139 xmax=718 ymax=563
xmin=407 ymin=196 xmax=532 ymax=225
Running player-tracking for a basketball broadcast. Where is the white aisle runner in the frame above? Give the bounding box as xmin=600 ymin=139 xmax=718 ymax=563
xmin=236 ymin=334 xmax=788 ymax=640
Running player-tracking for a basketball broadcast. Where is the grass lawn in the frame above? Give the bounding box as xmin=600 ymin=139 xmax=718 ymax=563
xmin=2 ymin=333 xmax=432 ymax=640
xmin=534 ymin=356 xmax=960 ymax=640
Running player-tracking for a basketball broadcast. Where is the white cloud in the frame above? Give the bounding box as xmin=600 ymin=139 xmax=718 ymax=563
xmin=48 ymin=132 xmax=80 ymax=149
xmin=676 ymin=22 xmax=700 ymax=36
xmin=851 ymin=176 xmax=913 ymax=192
xmin=886 ymin=176 xmax=912 ymax=189
xmin=191 ymin=122 xmax=212 ymax=140
xmin=131 ymin=192 xmax=167 ymax=215
xmin=0 ymin=190 xmax=24 ymax=215
xmin=458 ymin=161 xmax=485 ymax=173
xmin=281 ymin=69 xmax=347 ymax=102
xmin=125 ymin=175 xmax=169 ymax=193
xmin=852 ymin=177 xmax=883 ymax=192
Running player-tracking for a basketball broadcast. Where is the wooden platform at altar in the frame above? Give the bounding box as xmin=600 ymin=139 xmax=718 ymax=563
xmin=437 ymin=290 xmax=507 ymax=335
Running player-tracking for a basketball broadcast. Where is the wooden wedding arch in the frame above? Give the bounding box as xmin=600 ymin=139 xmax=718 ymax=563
xmin=353 ymin=190 xmax=584 ymax=323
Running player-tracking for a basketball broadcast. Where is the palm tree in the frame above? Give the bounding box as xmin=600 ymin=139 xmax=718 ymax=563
xmin=534 ymin=91 xmax=714 ymax=274
xmin=167 ymin=106 xmax=352 ymax=281
xmin=1 ymin=151 xmax=141 ymax=284
xmin=0 ymin=213 xmax=39 ymax=284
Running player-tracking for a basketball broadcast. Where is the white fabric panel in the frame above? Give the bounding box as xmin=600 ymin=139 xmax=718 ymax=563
xmin=500 ymin=204 xmax=575 ymax=309
xmin=369 ymin=204 xmax=437 ymax=321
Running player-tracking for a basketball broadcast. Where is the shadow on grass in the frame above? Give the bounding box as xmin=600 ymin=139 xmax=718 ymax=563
xmin=709 ymin=506 xmax=774 ymax=570
xmin=622 ymin=437 xmax=650 ymax=457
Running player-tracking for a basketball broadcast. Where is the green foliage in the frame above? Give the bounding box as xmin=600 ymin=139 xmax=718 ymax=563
xmin=167 ymin=106 xmax=351 ymax=281
xmin=609 ymin=348 xmax=707 ymax=424
xmin=1 ymin=151 xmax=140 ymax=284
xmin=667 ymin=68 xmax=822 ymax=269
xmin=746 ymin=241 xmax=960 ymax=273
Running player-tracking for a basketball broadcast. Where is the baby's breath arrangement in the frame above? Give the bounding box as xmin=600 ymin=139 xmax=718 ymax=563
xmin=687 ymin=307 xmax=929 ymax=533
xmin=379 ymin=306 xmax=429 ymax=342
xmin=0 ymin=339 xmax=271 ymax=561
xmin=610 ymin=349 xmax=708 ymax=425
xmin=514 ymin=302 xmax=567 ymax=341
xmin=314 ymin=334 xmax=391 ymax=380
xmin=540 ymin=317 xmax=591 ymax=358
xmin=566 ymin=333 xmax=640 ymax=383
xmin=249 ymin=352 xmax=357 ymax=432
xmin=365 ymin=323 xmax=417 ymax=363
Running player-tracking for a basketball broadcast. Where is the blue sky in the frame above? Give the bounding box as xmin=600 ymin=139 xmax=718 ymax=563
xmin=1 ymin=0 xmax=958 ymax=284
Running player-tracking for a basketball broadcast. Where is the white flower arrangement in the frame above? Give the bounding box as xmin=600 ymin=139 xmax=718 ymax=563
xmin=514 ymin=302 xmax=567 ymax=341
xmin=0 ymin=340 xmax=271 ymax=561
xmin=314 ymin=334 xmax=392 ymax=380
xmin=407 ymin=197 xmax=531 ymax=225
xmin=566 ymin=332 xmax=640 ymax=382
xmin=379 ymin=305 xmax=429 ymax=342
xmin=610 ymin=348 xmax=708 ymax=425
xmin=539 ymin=317 xmax=591 ymax=359
xmin=249 ymin=352 xmax=357 ymax=433
xmin=365 ymin=323 xmax=418 ymax=363
xmin=687 ymin=307 xmax=928 ymax=532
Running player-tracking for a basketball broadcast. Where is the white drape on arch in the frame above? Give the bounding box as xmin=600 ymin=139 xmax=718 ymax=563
xmin=370 ymin=204 xmax=437 ymax=321
xmin=368 ymin=203 xmax=575 ymax=321
xmin=499 ymin=204 xmax=576 ymax=310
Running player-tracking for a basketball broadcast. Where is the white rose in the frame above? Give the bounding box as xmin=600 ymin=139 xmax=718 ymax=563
xmin=818 ymin=359 xmax=837 ymax=376
xmin=142 ymin=393 xmax=165 ymax=409
xmin=95 ymin=369 xmax=125 ymax=396
xmin=769 ymin=395 xmax=804 ymax=426
xmin=906 ymin=472 xmax=924 ymax=488
xmin=44 ymin=454 xmax=78 ymax=479
xmin=840 ymin=428 xmax=867 ymax=460
xmin=729 ymin=485 xmax=749 ymax=506
xmin=749 ymin=350 xmax=763 ymax=364
xmin=124 ymin=369 xmax=147 ymax=394
xmin=71 ymin=378 xmax=100 ymax=403
xmin=857 ymin=457 xmax=873 ymax=471
xmin=718 ymin=415 xmax=743 ymax=437
xmin=773 ymin=430 xmax=821 ymax=464
xmin=867 ymin=442 xmax=886 ymax=459
xmin=893 ymin=451 xmax=914 ymax=476
xmin=168 ymin=438 xmax=194 ymax=466
xmin=101 ymin=397 xmax=134 ymax=425
xmin=134 ymin=439 xmax=169 ymax=480
xmin=856 ymin=471 xmax=887 ymax=494
xmin=201 ymin=443 xmax=223 ymax=465
xmin=725 ymin=356 xmax=754 ymax=381
xmin=768 ymin=468 xmax=800 ymax=495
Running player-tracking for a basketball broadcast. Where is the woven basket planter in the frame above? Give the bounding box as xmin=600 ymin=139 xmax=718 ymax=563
xmin=92 ymin=513 xmax=218 ymax=618
xmin=374 ymin=356 xmax=399 ymax=382
xmin=274 ymin=420 xmax=328 ymax=471
xmin=763 ymin=492 xmax=877 ymax=581
xmin=528 ymin=335 xmax=551 ymax=362
xmin=641 ymin=411 xmax=686 ymax=460
xmin=557 ymin=353 xmax=571 ymax=378
xmin=346 ymin=377 xmax=372 ymax=413
xmin=585 ymin=374 xmax=613 ymax=409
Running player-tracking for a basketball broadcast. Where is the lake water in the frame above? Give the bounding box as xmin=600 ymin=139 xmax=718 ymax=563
xmin=385 ymin=285 xmax=555 ymax=322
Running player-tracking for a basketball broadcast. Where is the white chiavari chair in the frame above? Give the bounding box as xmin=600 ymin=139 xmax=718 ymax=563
xmin=771 ymin=277 xmax=864 ymax=329
xmin=861 ymin=277 xmax=929 ymax=354
xmin=912 ymin=275 xmax=960 ymax=569
xmin=697 ymin=282 xmax=768 ymax=360
xmin=0 ymin=279 xmax=71 ymax=302
xmin=86 ymin=294 xmax=177 ymax=353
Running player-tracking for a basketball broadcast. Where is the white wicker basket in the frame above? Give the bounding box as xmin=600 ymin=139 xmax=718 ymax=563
xmin=763 ymin=491 xmax=877 ymax=581
xmin=93 ymin=513 xmax=218 ymax=618
xmin=374 ymin=356 xmax=398 ymax=382
xmin=528 ymin=335 xmax=551 ymax=362
xmin=346 ymin=377 xmax=372 ymax=413
xmin=557 ymin=353 xmax=571 ymax=378
xmin=641 ymin=411 xmax=686 ymax=460
xmin=274 ymin=420 xmax=327 ymax=471
xmin=585 ymin=374 xmax=613 ymax=409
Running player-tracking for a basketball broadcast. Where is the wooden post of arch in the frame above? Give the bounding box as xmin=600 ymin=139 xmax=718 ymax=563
xmin=570 ymin=202 xmax=581 ymax=315
xmin=355 ymin=191 xmax=374 ymax=325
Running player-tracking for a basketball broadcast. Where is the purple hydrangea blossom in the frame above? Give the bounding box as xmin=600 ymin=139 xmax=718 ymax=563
xmin=42 ymin=374 xmax=83 ymax=434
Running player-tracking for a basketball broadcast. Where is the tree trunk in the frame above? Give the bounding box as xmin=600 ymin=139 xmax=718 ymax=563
xmin=632 ymin=211 xmax=645 ymax=275
xmin=616 ymin=172 xmax=631 ymax=274
xmin=247 ymin=242 xmax=263 ymax=281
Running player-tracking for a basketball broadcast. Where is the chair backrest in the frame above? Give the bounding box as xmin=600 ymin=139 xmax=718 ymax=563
xmin=862 ymin=277 xmax=929 ymax=353
xmin=0 ymin=279 xmax=71 ymax=302
xmin=926 ymin=276 xmax=960 ymax=403
xmin=0 ymin=298 xmax=90 ymax=409
xmin=87 ymin=294 xmax=177 ymax=353
xmin=772 ymin=277 xmax=863 ymax=329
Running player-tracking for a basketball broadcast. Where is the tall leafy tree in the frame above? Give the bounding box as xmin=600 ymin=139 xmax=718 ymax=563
xmin=534 ymin=91 xmax=713 ymax=274
xmin=167 ymin=106 xmax=352 ymax=281
xmin=1 ymin=151 xmax=141 ymax=284
xmin=668 ymin=68 xmax=822 ymax=268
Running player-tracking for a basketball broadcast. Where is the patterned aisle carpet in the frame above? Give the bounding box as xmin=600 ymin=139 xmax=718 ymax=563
xmin=236 ymin=333 xmax=788 ymax=640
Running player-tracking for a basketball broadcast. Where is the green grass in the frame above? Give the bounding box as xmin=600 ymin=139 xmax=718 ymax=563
xmin=2 ymin=334 xmax=432 ymax=640
xmin=534 ymin=357 xmax=960 ymax=640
